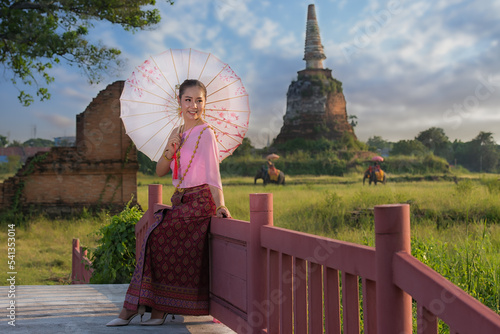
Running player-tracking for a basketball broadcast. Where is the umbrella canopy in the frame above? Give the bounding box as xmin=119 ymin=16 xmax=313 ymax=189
xmin=372 ymin=156 xmax=384 ymax=162
xmin=266 ymin=153 xmax=279 ymax=160
xmin=120 ymin=48 xmax=250 ymax=162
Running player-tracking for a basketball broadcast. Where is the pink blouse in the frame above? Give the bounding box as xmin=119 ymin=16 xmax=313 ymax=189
xmin=171 ymin=124 xmax=223 ymax=190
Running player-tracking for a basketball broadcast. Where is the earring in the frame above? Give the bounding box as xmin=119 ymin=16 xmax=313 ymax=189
xmin=177 ymin=106 xmax=182 ymax=117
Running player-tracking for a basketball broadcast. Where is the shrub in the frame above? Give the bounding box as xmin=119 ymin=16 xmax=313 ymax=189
xmin=455 ymin=179 xmax=475 ymax=195
xmin=88 ymin=201 xmax=143 ymax=284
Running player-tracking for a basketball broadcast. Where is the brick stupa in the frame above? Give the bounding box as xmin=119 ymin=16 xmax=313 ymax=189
xmin=273 ymin=4 xmax=356 ymax=145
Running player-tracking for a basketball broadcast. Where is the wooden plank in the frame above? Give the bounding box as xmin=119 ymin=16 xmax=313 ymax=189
xmin=261 ymin=226 xmax=376 ymax=280
xmin=417 ymin=305 xmax=438 ymax=334
xmin=362 ymin=278 xmax=376 ymax=334
xmin=210 ymin=236 xmax=247 ymax=279
xmin=281 ymin=254 xmax=293 ymax=334
xmin=211 ymin=217 xmax=251 ymax=242
xmin=394 ymin=252 xmax=500 ymax=334
xmin=308 ymin=262 xmax=323 ymax=334
xmin=324 ymin=267 xmax=341 ymax=334
xmin=268 ymin=249 xmax=280 ymax=334
xmin=294 ymin=258 xmax=308 ymax=334
xmin=342 ymin=272 xmax=360 ymax=334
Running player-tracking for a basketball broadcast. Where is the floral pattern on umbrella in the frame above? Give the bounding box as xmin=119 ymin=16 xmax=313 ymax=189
xmin=120 ymin=48 xmax=250 ymax=162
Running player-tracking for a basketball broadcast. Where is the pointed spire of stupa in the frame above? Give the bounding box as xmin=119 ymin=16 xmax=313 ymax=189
xmin=303 ymin=4 xmax=326 ymax=69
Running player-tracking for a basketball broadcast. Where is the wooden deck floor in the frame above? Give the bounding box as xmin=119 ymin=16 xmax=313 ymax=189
xmin=0 ymin=284 xmax=235 ymax=333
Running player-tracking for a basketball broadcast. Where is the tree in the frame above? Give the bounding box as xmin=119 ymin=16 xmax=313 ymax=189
xmin=7 ymin=140 xmax=23 ymax=147
xmin=391 ymin=139 xmax=428 ymax=156
xmin=232 ymin=137 xmax=254 ymax=157
xmin=415 ymin=127 xmax=452 ymax=161
xmin=23 ymin=138 xmax=54 ymax=147
xmin=0 ymin=134 xmax=7 ymax=147
xmin=454 ymin=132 xmax=499 ymax=172
xmin=348 ymin=114 xmax=358 ymax=127
xmin=366 ymin=135 xmax=392 ymax=152
xmin=471 ymin=132 xmax=499 ymax=172
xmin=1 ymin=0 xmax=174 ymax=106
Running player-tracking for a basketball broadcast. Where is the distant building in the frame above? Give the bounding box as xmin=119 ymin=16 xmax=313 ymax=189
xmin=274 ymin=4 xmax=356 ymax=145
xmin=54 ymin=136 xmax=76 ymax=147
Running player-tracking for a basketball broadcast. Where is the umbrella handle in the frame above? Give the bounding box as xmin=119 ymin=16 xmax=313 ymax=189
xmin=172 ymin=144 xmax=179 ymax=179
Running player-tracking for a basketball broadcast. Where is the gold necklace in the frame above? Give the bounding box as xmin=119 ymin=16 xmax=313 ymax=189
xmin=174 ymin=124 xmax=209 ymax=192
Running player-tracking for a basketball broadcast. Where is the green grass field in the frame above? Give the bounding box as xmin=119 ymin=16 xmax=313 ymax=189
xmin=1 ymin=173 xmax=499 ymax=315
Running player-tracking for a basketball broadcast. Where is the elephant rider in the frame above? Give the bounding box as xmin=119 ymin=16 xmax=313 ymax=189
xmin=373 ymin=162 xmax=384 ymax=180
xmin=267 ymin=160 xmax=280 ymax=182
xmin=364 ymin=162 xmax=383 ymax=179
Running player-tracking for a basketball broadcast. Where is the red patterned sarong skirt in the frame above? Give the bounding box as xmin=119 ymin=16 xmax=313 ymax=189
xmin=123 ymin=184 xmax=215 ymax=315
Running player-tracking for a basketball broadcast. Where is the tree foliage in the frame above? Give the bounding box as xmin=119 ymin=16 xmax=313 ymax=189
xmin=415 ymin=127 xmax=452 ymax=161
xmin=376 ymin=128 xmax=499 ymax=173
xmin=390 ymin=139 xmax=428 ymax=156
xmin=454 ymin=132 xmax=499 ymax=172
xmin=232 ymin=137 xmax=253 ymax=157
xmin=367 ymin=135 xmax=392 ymax=152
xmin=23 ymin=138 xmax=54 ymax=147
xmin=0 ymin=134 xmax=7 ymax=147
xmin=1 ymin=0 xmax=173 ymax=105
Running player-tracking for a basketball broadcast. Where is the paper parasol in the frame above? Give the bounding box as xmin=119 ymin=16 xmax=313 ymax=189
xmin=372 ymin=156 xmax=384 ymax=162
xmin=120 ymin=48 xmax=250 ymax=162
xmin=266 ymin=153 xmax=279 ymax=160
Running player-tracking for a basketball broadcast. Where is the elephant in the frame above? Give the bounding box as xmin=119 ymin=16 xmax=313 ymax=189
xmin=363 ymin=167 xmax=386 ymax=185
xmin=254 ymin=165 xmax=285 ymax=185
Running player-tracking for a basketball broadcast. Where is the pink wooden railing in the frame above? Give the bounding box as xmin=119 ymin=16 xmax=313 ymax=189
xmin=72 ymin=184 xmax=500 ymax=334
xmin=71 ymin=238 xmax=93 ymax=284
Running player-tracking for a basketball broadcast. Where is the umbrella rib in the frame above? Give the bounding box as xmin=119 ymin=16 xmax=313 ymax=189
xmin=197 ymin=52 xmax=211 ymax=82
xmin=170 ymin=49 xmax=180 ymax=88
xmin=188 ymin=48 xmax=192 ymax=79
xmin=134 ymin=65 xmax=176 ymax=101
xmin=209 ymin=123 xmax=245 ymax=146
xmin=206 ymin=108 xmax=250 ymax=113
xmin=206 ymin=78 xmax=239 ymax=99
xmin=204 ymin=114 xmax=248 ymax=130
xmin=120 ymin=98 xmax=176 ymax=108
xmin=152 ymin=117 xmax=183 ymax=161
xmin=127 ymin=115 xmax=177 ymax=136
xmin=137 ymin=117 xmax=181 ymax=153
xmin=208 ymin=94 xmax=249 ymax=105
xmin=150 ymin=56 xmax=178 ymax=102
xmin=205 ymin=64 xmax=228 ymax=89
xmin=120 ymin=110 xmax=170 ymax=118
xmin=124 ymin=80 xmax=171 ymax=102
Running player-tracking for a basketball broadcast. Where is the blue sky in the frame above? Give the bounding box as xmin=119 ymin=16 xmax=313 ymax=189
xmin=1 ymin=0 xmax=499 ymax=148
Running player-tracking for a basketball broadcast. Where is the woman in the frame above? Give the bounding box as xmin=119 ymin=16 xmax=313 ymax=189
xmin=107 ymin=79 xmax=231 ymax=326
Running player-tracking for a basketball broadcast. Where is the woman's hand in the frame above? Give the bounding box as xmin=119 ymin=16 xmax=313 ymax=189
xmin=164 ymin=129 xmax=182 ymax=159
xmin=216 ymin=206 xmax=231 ymax=218
xmin=156 ymin=127 xmax=182 ymax=177
xmin=209 ymin=185 xmax=230 ymax=218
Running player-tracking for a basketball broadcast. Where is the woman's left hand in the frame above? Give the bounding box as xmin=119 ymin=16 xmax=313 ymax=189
xmin=216 ymin=206 xmax=231 ymax=218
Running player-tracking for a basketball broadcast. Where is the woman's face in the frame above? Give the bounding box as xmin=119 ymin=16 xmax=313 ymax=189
xmin=178 ymin=86 xmax=206 ymax=123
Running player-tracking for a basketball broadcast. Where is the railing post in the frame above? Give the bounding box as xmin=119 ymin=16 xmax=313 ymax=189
xmin=71 ymin=238 xmax=80 ymax=284
xmin=148 ymin=184 xmax=162 ymax=223
xmin=247 ymin=193 xmax=273 ymax=333
xmin=136 ymin=184 xmax=163 ymax=262
xmin=375 ymin=204 xmax=412 ymax=334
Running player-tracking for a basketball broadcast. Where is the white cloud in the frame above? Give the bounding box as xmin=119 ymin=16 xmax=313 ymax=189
xmin=251 ymin=19 xmax=280 ymax=49
xmin=34 ymin=112 xmax=74 ymax=128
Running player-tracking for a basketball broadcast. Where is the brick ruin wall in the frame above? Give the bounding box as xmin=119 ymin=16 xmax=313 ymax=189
xmin=0 ymin=81 xmax=139 ymax=216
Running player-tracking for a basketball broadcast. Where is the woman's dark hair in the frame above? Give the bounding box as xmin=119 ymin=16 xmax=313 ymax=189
xmin=178 ymin=79 xmax=207 ymax=99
